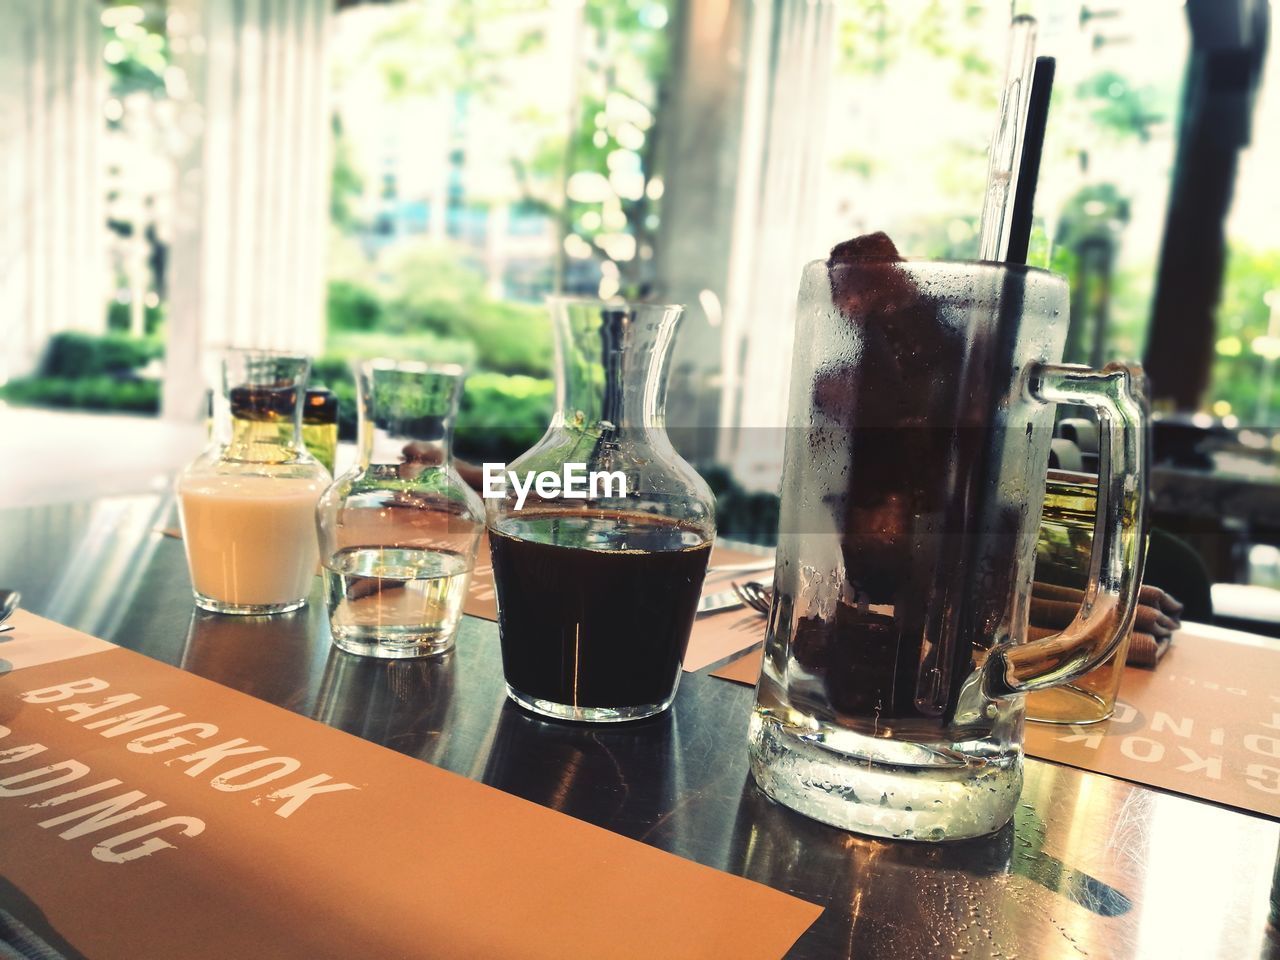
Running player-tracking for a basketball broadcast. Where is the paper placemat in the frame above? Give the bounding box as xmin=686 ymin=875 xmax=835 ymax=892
xmin=1025 ymin=630 xmax=1280 ymax=819
xmin=711 ymin=644 xmax=766 ymax=685
xmin=0 ymin=611 xmax=820 ymax=959
xmin=707 ymin=626 xmax=1280 ymax=819
xmin=685 ymin=611 xmax=768 ymax=673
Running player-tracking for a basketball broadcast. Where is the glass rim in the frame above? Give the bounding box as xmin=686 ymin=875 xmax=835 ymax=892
xmin=544 ymin=294 xmax=685 ymax=314
xmin=357 ymin=358 xmax=467 ymax=379
xmin=214 ymin=346 xmax=311 ymax=364
xmin=804 ymin=256 xmax=1067 ymax=284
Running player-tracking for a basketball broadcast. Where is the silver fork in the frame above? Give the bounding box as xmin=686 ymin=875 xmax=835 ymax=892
xmin=0 ymin=589 xmax=19 ymax=634
xmin=732 ymin=581 xmax=772 ymax=616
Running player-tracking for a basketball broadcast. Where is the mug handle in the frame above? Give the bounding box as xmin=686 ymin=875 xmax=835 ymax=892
xmin=987 ymin=361 xmax=1148 ymax=697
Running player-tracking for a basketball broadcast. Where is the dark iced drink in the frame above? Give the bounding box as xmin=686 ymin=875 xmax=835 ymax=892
xmin=787 ymin=234 xmax=1035 ymax=730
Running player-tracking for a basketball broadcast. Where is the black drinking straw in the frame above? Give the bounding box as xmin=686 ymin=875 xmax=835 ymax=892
xmin=1004 ymin=56 xmax=1056 ymax=266
xmin=942 ymin=56 xmax=1058 ymax=725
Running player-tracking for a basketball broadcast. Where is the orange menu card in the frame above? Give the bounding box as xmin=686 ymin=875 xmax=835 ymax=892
xmin=709 ymin=628 xmax=1280 ymax=820
xmin=1025 ymin=629 xmax=1280 ymax=819
xmin=0 ymin=611 xmax=820 ymax=959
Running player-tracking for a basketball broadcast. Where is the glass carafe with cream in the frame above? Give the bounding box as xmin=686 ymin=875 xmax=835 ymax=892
xmin=177 ymin=351 xmax=330 ymax=615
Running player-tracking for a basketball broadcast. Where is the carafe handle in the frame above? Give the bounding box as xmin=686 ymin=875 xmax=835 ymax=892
xmin=988 ymin=362 xmax=1147 ymax=697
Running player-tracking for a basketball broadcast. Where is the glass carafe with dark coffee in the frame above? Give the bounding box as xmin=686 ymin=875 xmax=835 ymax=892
xmin=488 ymin=299 xmax=716 ymax=723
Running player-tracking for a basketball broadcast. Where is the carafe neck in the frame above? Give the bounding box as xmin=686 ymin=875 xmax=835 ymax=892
xmin=355 ymin=361 xmax=464 ymax=472
xmin=215 ymin=364 xmax=310 ymax=464
xmin=552 ymin=300 xmax=682 ymax=437
xmin=361 ymin=423 xmax=452 ymax=470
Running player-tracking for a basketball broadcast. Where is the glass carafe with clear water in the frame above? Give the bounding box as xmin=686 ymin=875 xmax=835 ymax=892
xmin=749 ymin=259 xmax=1147 ymax=841
xmin=487 ymin=299 xmax=716 ymax=723
xmin=316 ymin=361 xmax=484 ymax=658
xmin=177 ymin=351 xmax=330 ymax=615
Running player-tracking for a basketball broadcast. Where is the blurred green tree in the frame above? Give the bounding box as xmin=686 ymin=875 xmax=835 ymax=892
xmin=345 ymin=0 xmax=672 ymax=297
xmin=1209 ymin=245 xmax=1280 ymax=423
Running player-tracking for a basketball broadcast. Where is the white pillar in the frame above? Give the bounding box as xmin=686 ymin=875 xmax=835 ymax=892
xmin=719 ymin=0 xmax=836 ymax=490
xmin=0 ymin=0 xmax=105 ymax=382
xmin=652 ymin=0 xmax=754 ymax=463
xmin=163 ymin=0 xmax=332 ymax=420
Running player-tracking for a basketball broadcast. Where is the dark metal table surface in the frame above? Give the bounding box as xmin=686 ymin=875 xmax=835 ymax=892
xmin=2 ymin=496 xmax=1278 ymax=960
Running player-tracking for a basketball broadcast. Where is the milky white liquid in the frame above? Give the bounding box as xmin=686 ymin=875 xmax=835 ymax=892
xmin=178 ymin=474 xmax=325 ymax=607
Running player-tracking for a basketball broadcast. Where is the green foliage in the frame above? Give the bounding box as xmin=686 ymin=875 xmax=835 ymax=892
xmin=366 ymin=0 xmax=548 ymax=102
xmin=334 ymin=0 xmax=672 ymax=296
xmin=327 ymin=280 xmax=385 ymax=332
xmin=8 ymin=331 xmax=163 ymax=416
xmin=899 ymin=215 xmax=980 ymax=261
xmin=0 ymin=375 xmax=160 ymax=414
xmin=702 ymin=467 xmax=780 ymax=547
xmin=330 ymin=116 xmax=364 ymax=231
xmin=103 ymin=6 xmax=168 ymax=101
xmin=553 ymin=2 xmax=670 ymax=292
xmin=12 ymin=331 xmax=163 ymax=414
xmin=1209 ymin=245 xmax=1280 ymax=421
xmin=315 ymin=334 xmax=554 ymax=463
xmin=836 ymin=1 xmax=895 ymax=76
xmin=145 ymin=303 xmax=165 ymax=336
xmin=40 ymin=332 xmax=163 ymax=378
xmin=107 ymin=300 xmax=130 ymax=332
xmin=352 ymin=243 xmax=553 ymax=377
xmin=837 ymin=0 xmax=991 ymax=106
xmin=105 ymin=300 xmax=166 ymax=335
xmin=311 ymin=352 xmax=553 ymax=463
xmin=321 ymin=242 xmax=557 ymax=452
xmin=1076 ymin=71 xmax=1168 ymax=143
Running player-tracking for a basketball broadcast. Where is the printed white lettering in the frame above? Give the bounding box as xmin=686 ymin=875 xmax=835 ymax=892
xmin=534 ymin=471 xmax=561 ymax=498
xmin=1119 ymin=737 xmax=1164 ymax=763
xmin=28 ymin=779 xmax=125 ymax=809
xmin=21 ymin=678 xmax=110 ymax=704
xmin=1244 ymin=734 xmax=1280 ymax=758
xmin=92 ymin=817 xmax=206 ymax=864
xmin=169 ymin=738 xmax=267 ymax=777
xmin=482 ymin=463 xmax=505 ymax=499
xmin=1175 ymin=747 xmax=1223 ymax=779
xmin=1150 ymin=712 xmax=1192 ymax=738
xmin=0 ymin=743 xmax=48 ymax=765
xmin=482 ymin=464 xmax=630 ymax=507
xmin=1056 ymin=725 xmax=1103 ymax=750
xmin=0 ymin=761 xmax=90 ymax=796
xmin=57 ymin=694 xmax=142 ymax=722
xmin=84 ymin=706 xmax=186 ymax=737
xmin=127 ymin=723 xmax=219 ymax=755
xmin=1111 ymin=702 xmax=1138 ymax=724
xmin=37 ymin=791 xmax=165 ymax=839
xmin=510 ymin=469 xmax=535 ymax=511
xmin=590 ymin=470 xmax=627 ymax=499
xmin=1246 ymin=764 xmax=1280 ymax=795
xmin=562 ymin=462 xmax=587 ymax=498
xmin=211 ymin=757 xmax=302 ymax=792
xmin=258 ymin=774 xmax=359 ymax=819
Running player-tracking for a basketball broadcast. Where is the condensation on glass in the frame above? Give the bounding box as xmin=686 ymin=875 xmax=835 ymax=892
xmin=749 ymin=259 xmax=1147 ymax=841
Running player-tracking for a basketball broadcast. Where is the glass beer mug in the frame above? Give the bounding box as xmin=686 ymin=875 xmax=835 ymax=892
xmin=748 ymin=258 xmax=1146 ymax=841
